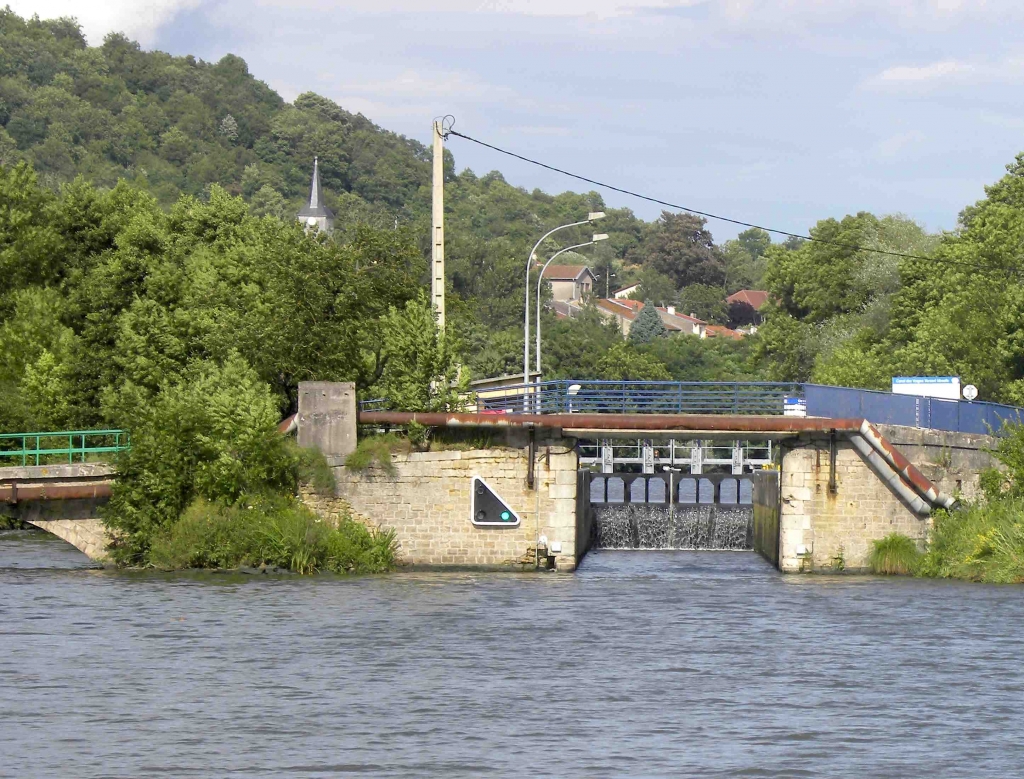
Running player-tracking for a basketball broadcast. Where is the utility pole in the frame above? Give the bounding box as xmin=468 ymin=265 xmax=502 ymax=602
xmin=431 ymin=118 xmax=445 ymax=330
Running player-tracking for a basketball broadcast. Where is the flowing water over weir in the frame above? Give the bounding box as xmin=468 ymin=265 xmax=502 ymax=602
xmin=593 ymin=505 xmax=753 ymax=550
xmin=588 ymin=472 xmax=755 ymax=551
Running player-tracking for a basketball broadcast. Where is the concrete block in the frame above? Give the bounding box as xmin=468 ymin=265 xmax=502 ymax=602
xmin=297 ymin=381 xmax=356 ymax=458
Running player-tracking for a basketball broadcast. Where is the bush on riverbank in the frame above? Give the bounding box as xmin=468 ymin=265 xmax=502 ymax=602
xmin=149 ymin=495 xmax=397 ymax=574
xmin=100 ymin=355 xmax=392 ymax=573
xmin=917 ymin=500 xmax=1024 ymax=583
xmin=868 ymin=533 xmax=922 ymax=575
xmin=908 ymin=422 xmax=1024 ymax=583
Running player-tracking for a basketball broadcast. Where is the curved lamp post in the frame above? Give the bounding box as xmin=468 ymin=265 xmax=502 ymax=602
xmin=535 ymin=234 xmax=609 ymax=380
xmin=523 ymin=213 xmax=606 ymax=396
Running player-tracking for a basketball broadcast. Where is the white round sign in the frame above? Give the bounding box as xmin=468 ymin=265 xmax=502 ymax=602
xmin=963 ymin=384 xmax=978 ymax=401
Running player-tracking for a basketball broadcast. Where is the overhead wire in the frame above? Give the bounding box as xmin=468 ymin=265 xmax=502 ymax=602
xmin=445 ymin=128 xmax=1020 ymax=276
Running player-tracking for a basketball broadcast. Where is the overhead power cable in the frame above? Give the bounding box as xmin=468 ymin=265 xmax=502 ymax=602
xmin=446 ymin=128 xmax=1013 ymax=274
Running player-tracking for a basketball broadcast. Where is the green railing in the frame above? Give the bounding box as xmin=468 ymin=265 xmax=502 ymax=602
xmin=0 ymin=430 xmax=130 ymax=466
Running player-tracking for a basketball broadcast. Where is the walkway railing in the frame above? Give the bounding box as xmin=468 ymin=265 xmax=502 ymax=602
xmin=0 ymin=430 xmax=130 ymax=467
xmin=474 ymin=381 xmax=804 ymax=415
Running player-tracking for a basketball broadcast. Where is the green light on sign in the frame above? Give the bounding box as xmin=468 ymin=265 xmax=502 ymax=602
xmin=500 ymin=510 xmax=511 ymax=521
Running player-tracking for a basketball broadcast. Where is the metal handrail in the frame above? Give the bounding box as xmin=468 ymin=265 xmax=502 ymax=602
xmin=0 ymin=429 xmax=130 ymax=467
xmin=475 ymin=381 xmax=804 ymax=415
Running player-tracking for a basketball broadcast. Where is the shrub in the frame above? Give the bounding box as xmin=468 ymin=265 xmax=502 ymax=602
xmin=104 ymin=355 xmax=302 ymax=565
xmin=918 ymin=500 xmax=1024 ymax=583
xmin=868 ymin=533 xmax=921 ymax=575
xmin=149 ymin=494 xmax=398 ymax=574
xmin=345 ymin=433 xmax=407 ymax=475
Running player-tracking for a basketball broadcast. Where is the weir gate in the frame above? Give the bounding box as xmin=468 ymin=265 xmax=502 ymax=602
xmin=577 ymin=439 xmax=772 ymax=551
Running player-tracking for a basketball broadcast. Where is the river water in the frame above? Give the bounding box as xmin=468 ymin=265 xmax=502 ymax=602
xmin=3 ymin=529 xmax=1024 ymax=778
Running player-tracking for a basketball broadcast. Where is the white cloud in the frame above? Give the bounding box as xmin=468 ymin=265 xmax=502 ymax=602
xmin=301 ymin=69 xmax=528 ymax=124
xmin=247 ymin=0 xmax=1024 ymax=26
xmin=249 ymin=0 xmax=698 ymax=16
xmin=7 ymin=0 xmax=202 ymax=44
xmin=874 ymin=60 xmax=973 ymax=84
xmin=865 ymin=56 xmax=1024 ymax=90
xmin=333 ymin=69 xmax=519 ymax=102
xmin=12 ymin=0 xmax=1024 ymax=47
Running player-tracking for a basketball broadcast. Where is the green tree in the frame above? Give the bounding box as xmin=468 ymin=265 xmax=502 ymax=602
xmin=373 ymin=293 xmax=469 ymax=412
xmin=104 ymin=354 xmax=299 ymax=564
xmin=595 ymin=341 xmax=671 ymax=381
xmin=677 ymin=284 xmax=728 ymax=324
xmin=628 ymin=301 xmax=667 ymax=345
xmin=541 ymin=305 xmax=622 ymax=379
xmin=628 ymin=211 xmax=726 ymax=289
xmin=722 ymin=227 xmax=771 ymax=292
xmin=628 ymin=266 xmax=677 ymax=306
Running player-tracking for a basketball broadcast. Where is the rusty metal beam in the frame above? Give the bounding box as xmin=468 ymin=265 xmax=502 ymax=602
xmin=0 ymin=482 xmax=112 ymax=504
xmin=357 ymin=411 xmax=866 ymax=434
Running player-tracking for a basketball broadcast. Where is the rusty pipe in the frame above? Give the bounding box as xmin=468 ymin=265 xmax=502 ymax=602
xmin=859 ymin=421 xmax=956 ymax=510
xmin=847 ymin=434 xmax=932 ymax=516
xmin=358 ymin=411 xmax=866 ymax=434
xmin=0 ymin=482 xmax=113 ymax=503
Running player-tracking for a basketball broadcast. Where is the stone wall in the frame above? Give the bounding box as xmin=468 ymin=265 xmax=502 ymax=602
xmin=778 ymin=425 xmax=999 ymax=573
xmin=0 ymin=464 xmax=115 ymax=563
xmin=875 ymin=425 xmax=998 ymax=502
xmin=303 ymin=434 xmax=583 ymax=571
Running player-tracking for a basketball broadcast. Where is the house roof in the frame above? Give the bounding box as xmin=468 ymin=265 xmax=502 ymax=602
xmin=613 ymin=283 xmax=640 ymax=295
xmin=706 ymin=324 xmax=745 ymax=340
xmin=596 ymin=298 xmax=639 ymax=319
xmin=726 ymin=289 xmax=769 ymax=309
xmin=541 ymin=264 xmax=594 ymax=281
xmin=658 ymin=308 xmax=706 ymax=328
xmin=595 ymin=298 xmax=707 ymax=329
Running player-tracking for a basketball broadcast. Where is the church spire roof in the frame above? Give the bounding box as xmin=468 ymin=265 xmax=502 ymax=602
xmin=297 ymin=156 xmax=334 ymax=220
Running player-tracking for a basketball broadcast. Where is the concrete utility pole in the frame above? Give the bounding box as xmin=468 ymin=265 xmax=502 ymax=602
xmin=431 ymin=118 xmax=446 ymax=330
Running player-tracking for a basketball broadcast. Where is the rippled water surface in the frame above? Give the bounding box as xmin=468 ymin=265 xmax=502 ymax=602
xmin=3 ymin=529 xmax=1024 ymax=777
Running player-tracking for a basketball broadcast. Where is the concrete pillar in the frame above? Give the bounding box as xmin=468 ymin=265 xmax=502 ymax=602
xmin=297 ymin=382 xmax=357 ymax=461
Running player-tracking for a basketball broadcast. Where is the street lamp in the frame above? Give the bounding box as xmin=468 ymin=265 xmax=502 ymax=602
xmin=535 ymin=234 xmax=609 ymax=382
xmin=523 ymin=213 xmax=606 ymax=398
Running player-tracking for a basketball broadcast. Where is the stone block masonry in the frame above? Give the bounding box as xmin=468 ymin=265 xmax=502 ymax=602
xmin=304 ymin=435 xmax=583 ymax=571
xmin=777 ymin=425 xmax=999 ymax=573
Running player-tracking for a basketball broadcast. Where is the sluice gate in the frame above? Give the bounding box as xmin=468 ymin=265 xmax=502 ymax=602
xmin=587 ymin=472 xmax=755 ymax=551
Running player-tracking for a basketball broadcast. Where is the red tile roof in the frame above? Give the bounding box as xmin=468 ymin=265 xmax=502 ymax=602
xmin=726 ymin=289 xmax=769 ymax=309
xmin=706 ymin=324 xmax=745 ymax=340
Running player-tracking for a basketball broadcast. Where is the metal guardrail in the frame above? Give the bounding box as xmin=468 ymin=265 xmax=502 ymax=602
xmin=475 ymin=381 xmax=804 ymax=415
xmin=0 ymin=430 xmax=130 ymax=466
xmin=804 ymin=385 xmax=1024 ymax=436
xmin=358 ymin=380 xmax=1024 ymax=436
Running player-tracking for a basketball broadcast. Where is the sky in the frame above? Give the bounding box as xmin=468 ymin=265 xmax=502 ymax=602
xmin=10 ymin=0 xmax=1024 ymax=240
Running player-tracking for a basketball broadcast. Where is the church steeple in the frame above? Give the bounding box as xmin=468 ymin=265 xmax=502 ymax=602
xmin=296 ymin=156 xmax=335 ymax=232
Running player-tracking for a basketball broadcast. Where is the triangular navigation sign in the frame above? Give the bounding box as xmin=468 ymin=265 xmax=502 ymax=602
xmin=470 ymin=476 xmax=521 ymax=527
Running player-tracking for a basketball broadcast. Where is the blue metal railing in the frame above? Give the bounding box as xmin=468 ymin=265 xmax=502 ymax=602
xmin=359 ymin=379 xmax=1024 ymax=436
xmin=475 ymin=381 xmax=804 ymax=415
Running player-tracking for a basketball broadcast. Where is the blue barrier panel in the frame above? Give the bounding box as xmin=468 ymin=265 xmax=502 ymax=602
xmin=804 ymin=384 xmax=1024 ymax=434
xmin=929 ymin=398 xmax=960 ymax=432
xmin=805 ymin=384 xmax=918 ymax=426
